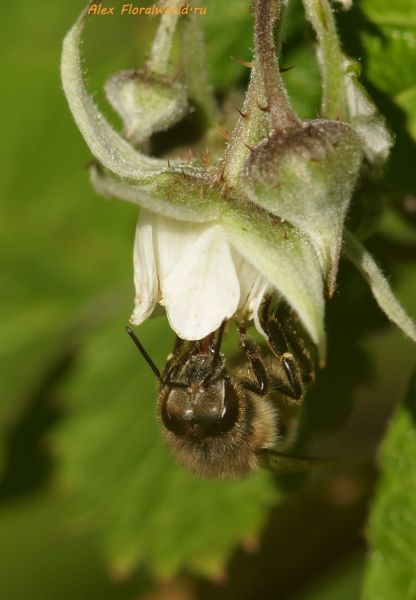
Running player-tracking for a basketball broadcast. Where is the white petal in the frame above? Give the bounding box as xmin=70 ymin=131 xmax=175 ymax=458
xmin=158 ymin=224 xmax=240 ymax=339
xmin=253 ymin=283 xmax=274 ymax=339
xmin=130 ymin=210 xmax=159 ymax=326
xmin=231 ymin=249 xmax=269 ymax=321
xmin=152 ymin=215 xmax=209 ymax=282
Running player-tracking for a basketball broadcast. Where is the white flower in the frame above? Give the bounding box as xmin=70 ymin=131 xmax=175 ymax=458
xmin=61 ymin=2 xmax=416 ymax=359
xmin=131 ymin=210 xmax=269 ymax=339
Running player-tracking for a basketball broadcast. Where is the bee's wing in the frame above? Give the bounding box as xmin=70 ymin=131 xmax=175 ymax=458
xmin=258 ymin=449 xmax=335 ymax=473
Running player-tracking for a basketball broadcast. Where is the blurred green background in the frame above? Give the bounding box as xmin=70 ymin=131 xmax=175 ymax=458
xmin=1 ymin=0 xmax=416 ymax=598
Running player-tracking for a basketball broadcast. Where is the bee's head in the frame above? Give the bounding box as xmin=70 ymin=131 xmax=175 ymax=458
xmin=158 ymin=360 xmax=277 ymax=480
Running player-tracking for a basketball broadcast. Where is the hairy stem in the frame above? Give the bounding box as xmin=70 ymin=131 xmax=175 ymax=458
xmin=146 ymin=0 xmax=181 ymax=77
xmin=255 ymin=0 xmax=300 ymax=134
xmin=303 ymin=0 xmax=347 ymax=120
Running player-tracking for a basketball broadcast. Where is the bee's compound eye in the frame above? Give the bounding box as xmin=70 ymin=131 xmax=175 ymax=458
xmin=210 ymin=380 xmax=239 ymax=434
xmin=161 ymin=381 xmax=240 ymax=437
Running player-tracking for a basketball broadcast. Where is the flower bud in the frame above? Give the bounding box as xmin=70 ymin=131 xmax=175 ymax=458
xmin=344 ymin=59 xmax=393 ymax=172
xmin=105 ymin=70 xmax=188 ymax=145
xmin=242 ymin=119 xmax=363 ymax=295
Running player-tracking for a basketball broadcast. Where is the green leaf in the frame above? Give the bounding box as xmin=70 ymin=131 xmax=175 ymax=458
xmin=53 ymin=316 xmax=279 ymax=578
xmin=283 ymin=45 xmax=322 ymax=120
xmin=360 ymin=0 xmax=416 ymax=143
xmin=362 ymin=368 xmax=416 ymax=599
xmin=203 ymin=0 xmax=254 ymax=88
xmin=361 ymin=0 xmax=416 ymax=31
xmin=292 ymin=553 xmax=364 ymax=600
xmin=395 ymin=86 xmax=416 ymax=143
xmin=0 ymin=494 xmax=149 ymax=599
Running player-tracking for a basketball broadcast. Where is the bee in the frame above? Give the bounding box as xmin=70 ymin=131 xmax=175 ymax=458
xmin=126 ymin=299 xmax=320 ymax=480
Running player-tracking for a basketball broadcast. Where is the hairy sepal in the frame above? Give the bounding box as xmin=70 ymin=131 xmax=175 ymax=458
xmin=89 ymin=163 xmax=222 ymax=223
xmin=343 ymin=229 xmax=416 ymax=342
xmin=61 ymin=9 xmax=168 ymax=181
xmin=242 ymin=120 xmax=363 ymax=296
xmin=222 ymin=199 xmax=326 ymax=362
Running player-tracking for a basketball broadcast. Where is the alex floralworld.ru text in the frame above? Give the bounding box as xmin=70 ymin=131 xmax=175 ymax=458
xmin=87 ymin=4 xmax=207 ymax=15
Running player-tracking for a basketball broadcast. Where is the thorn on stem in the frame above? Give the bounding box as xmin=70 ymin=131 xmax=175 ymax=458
xmin=235 ymin=107 xmax=247 ymax=119
xmin=336 ymin=109 xmax=341 ymax=121
xmin=280 ymin=66 xmax=295 ymax=73
xmin=84 ymin=158 xmax=99 ymax=170
xmin=216 ymin=124 xmax=230 ymax=140
xmin=231 ymin=57 xmax=253 ymax=68
xmin=315 ymin=109 xmax=321 ymax=119
xmin=258 ymin=103 xmax=270 ymax=113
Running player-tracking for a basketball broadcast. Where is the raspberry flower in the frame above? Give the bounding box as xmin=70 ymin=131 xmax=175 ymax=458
xmin=61 ymin=0 xmax=416 ymax=361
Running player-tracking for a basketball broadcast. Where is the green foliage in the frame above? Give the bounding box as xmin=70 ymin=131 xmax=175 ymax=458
xmin=362 ymin=369 xmax=416 ymax=599
xmin=54 ymin=316 xmax=278 ymax=578
xmin=0 ymin=494 xmax=150 ymax=599
xmin=292 ymin=554 xmax=364 ymax=600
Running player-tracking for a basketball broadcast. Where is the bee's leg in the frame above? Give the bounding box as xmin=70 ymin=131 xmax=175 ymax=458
xmin=261 ymin=297 xmax=303 ymax=401
xmin=237 ymin=324 xmax=269 ymax=396
xmin=275 ymin=303 xmax=316 ymax=382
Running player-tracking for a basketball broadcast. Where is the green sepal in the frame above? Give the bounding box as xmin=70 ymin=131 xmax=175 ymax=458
xmin=61 ymin=8 xmax=168 ymax=181
xmin=222 ymin=198 xmax=326 ymax=361
xmin=242 ymin=120 xmax=363 ymax=296
xmin=90 ymin=162 xmax=222 ymax=223
xmin=343 ymin=228 xmax=416 ymax=342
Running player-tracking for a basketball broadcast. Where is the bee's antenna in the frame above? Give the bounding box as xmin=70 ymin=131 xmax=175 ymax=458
xmin=126 ymin=326 xmax=162 ymax=380
xmin=126 ymin=326 xmax=188 ymax=389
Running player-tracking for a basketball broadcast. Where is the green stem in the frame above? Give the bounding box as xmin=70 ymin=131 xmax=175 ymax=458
xmin=180 ymin=13 xmax=219 ymax=123
xmin=255 ymin=0 xmax=300 ymax=134
xmin=219 ymin=60 xmax=269 ymax=187
xmin=220 ymin=0 xmax=297 ymax=186
xmin=146 ymin=0 xmax=180 ymax=77
xmin=303 ymin=0 xmax=347 ymax=120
